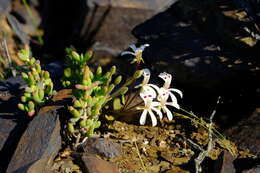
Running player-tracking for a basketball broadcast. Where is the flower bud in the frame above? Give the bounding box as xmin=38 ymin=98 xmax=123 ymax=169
xmin=96 ymin=66 xmax=102 ymax=76
xmin=18 ymin=103 xmax=25 ymax=111
xmin=134 ymin=70 xmax=143 ymax=79
xmin=114 ymin=76 xmax=122 ymax=85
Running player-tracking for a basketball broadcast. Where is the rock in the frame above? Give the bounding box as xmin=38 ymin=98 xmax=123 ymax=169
xmin=0 ymin=76 xmax=29 ymax=172
xmin=131 ymin=0 xmax=259 ymax=124
xmin=80 ymin=0 xmax=177 ymax=58
xmin=225 ymin=109 xmax=260 ymax=157
xmin=80 ymin=137 xmax=122 ymax=158
xmin=0 ymin=0 xmax=11 ymax=14
xmin=81 ymin=154 xmax=119 ymax=173
xmin=219 ymin=151 xmax=236 ymax=173
xmin=6 ymin=108 xmax=62 ymax=173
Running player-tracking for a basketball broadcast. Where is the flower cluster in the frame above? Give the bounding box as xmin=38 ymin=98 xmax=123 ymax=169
xmin=137 ymin=69 xmax=183 ymax=126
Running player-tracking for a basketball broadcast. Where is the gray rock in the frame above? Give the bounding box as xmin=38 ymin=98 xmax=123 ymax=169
xmin=0 ymin=76 xmax=29 ymax=172
xmin=6 ymin=108 xmax=62 ymax=173
xmin=0 ymin=0 xmax=11 ymax=14
xmin=80 ymin=137 xmax=122 ymax=159
xmin=81 ymin=0 xmax=177 ymax=58
xmin=225 ymin=109 xmax=260 ymax=157
xmin=81 ymin=154 xmax=119 ymax=173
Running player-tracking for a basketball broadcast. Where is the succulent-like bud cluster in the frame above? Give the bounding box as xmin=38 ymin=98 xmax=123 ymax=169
xmin=61 ymin=48 xmax=93 ymax=88
xmin=65 ymin=50 xmax=143 ymax=144
xmin=17 ymin=48 xmax=55 ymax=116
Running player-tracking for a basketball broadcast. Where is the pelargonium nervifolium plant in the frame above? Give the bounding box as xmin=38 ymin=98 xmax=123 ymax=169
xmin=137 ymin=68 xmax=183 ymax=126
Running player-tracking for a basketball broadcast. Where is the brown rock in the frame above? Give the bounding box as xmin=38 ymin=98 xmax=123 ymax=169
xmin=82 ymin=154 xmax=119 ymax=173
xmin=80 ymin=137 xmax=122 ymax=159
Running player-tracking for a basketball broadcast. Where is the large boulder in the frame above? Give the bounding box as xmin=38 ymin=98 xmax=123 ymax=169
xmin=6 ymin=107 xmax=62 ymax=173
xmin=41 ymin=0 xmax=177 ymax=60
xmin=0 ymin=76 xmax=28 ymax=172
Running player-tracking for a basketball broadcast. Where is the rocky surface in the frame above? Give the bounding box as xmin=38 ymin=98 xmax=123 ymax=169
xmin=79 ymin=137 xmax=122 ymax=159
xmin=82 ymin=154 xmax=119 ymax=173
xmin=130 ymin=0 xmax=259 ymax=126
xmin=6 ymin=108 xmax=62 ymax=173
xmin=0 ymin=76 xmax=28 ymax=172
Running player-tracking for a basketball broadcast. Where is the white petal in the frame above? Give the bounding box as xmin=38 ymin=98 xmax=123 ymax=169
xmin=140 ymin=109 xmax=148 ymax=125
xmin=169 ymin=92 xmax=178 ymax=103
xmin=151 ymin=107 xmax=163 ymax=119
xmin=147 ymin=84 xmax=160 ymax=92
xmin=168 ymin=88 xmax=183 ymax=98
xmin=168 ymin=93 xmax=180 ymax=109
xmin=121 ymin=51 xmax=135 ymax=56
xmin=166 ymin=101 xmax=180 ymax=109
xmin=151 ymin=101 xmax=161 ymax=107
xmin=142 ymin=85 xmax=157 ymax=98
xmin=140 ymin=44 xmax=149 ymax=51
xmin=129 ymin=44 xmax=137 ymax=51
xmin=148 ymin=110 xmax=157 ymax=126
xmin=163 ymin=106 xmax=173 ymax=120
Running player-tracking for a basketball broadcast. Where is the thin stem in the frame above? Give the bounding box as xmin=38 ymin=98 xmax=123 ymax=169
xmin=134 ymin=140 xmax=148 ymax=173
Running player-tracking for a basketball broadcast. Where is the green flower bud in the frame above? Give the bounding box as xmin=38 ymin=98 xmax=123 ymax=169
xmin=45 ymin=83 xmax=53 ymax=96
xmin=73 ymin=100 xmax=82 ymax=108
xmin=104 ymin=72 xmax=111 ymax=79
xmin=107 ymin=84 xmax=115 ymax=94
xmin=72 ymin=51 xmax=80 ymax=61
xmin=38 ymin=89 xmax=44 ymax=100
xmin=43 ymin=71 xmax=50 ymax=79
xmin=110 ymin=66 xmax=116 ymax=75
xmin=114 ymin=76 xmax=122 ymax=85
xmin=25 ymin=86 xmax=35 ymax=93
xmin=134 ymin=70 xmax=143 ymax=79
xmin=21 ymin=96 xmax=28 ymax=103
xmin=82 ymin=79 xmax=91 ymax=86
xmin=68 ymin=106 xmax=81 ymax=118
xmin=28 ymin=73 xmax=35 ymax=85
xmin=29 ymin=58 xmax=36 ymax=65
xmin=79 ymin=120 xmax=87 ymax=127
xmin=120 ymin=87 xmax=128 ymax=95
xmin=28 ymin=101 xmax=35 ymax=111
xmin=67 ymin=123 xmax=75 ymax=133
xmin=18 ymin=103 xmax=25 ymax=111
xmin=64 ymin=68 xmax=71 ymax=78
xmin=21 ymin=72 xmax=28 ymax=80
xmin=96 ymin=66 xmax=102 ymax=76
xmin=24 ymin=92 xmax=31 ymax=98
xmin=32 ymin=90 xmax=43 ymax=104
xmin=18 ymin=49 xmax=30 ymax=61
xmin=36 ymin=64 xmax=41 ymax=73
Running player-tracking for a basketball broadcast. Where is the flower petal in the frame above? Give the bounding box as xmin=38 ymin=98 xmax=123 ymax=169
xmin=121 ymin=51 xmax=135 ymax=56
xmin=148 ymin=110 xmax=157 ymax=126
xmin=151 ymin=101 xmax=161 ymax=107
xmin=140 ymin=44 xmax=149 ymax=51
xmin=163 ymin=106 xmax=173 ymax=120
xmin=147 ymin=84 xmax=160 ymax=93
xmin=168 ymin=92 xmax=180 ymax=109
xmin=168 ymin=88 xmax=183 ymax=98
xmin=129 ymin=44 xmax=137 ymax=51
xmin=139 ymin=109 xmax=148 ymax=125
xmin=151 ymin=107 xmax=163 ymax=119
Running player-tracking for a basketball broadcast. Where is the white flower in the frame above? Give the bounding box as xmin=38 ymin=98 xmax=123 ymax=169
xmin=156 ymin=87 xmax=180 ymax=120
xmin=121 ymin=44 xmax=149 ymax=64
xmin=158 ymin=72 xmax=183 ymax=102
xmin=136 ymin=68 xmax=160 ymax=93
xmin=137 ymin=90 xmax=162 ymax=126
